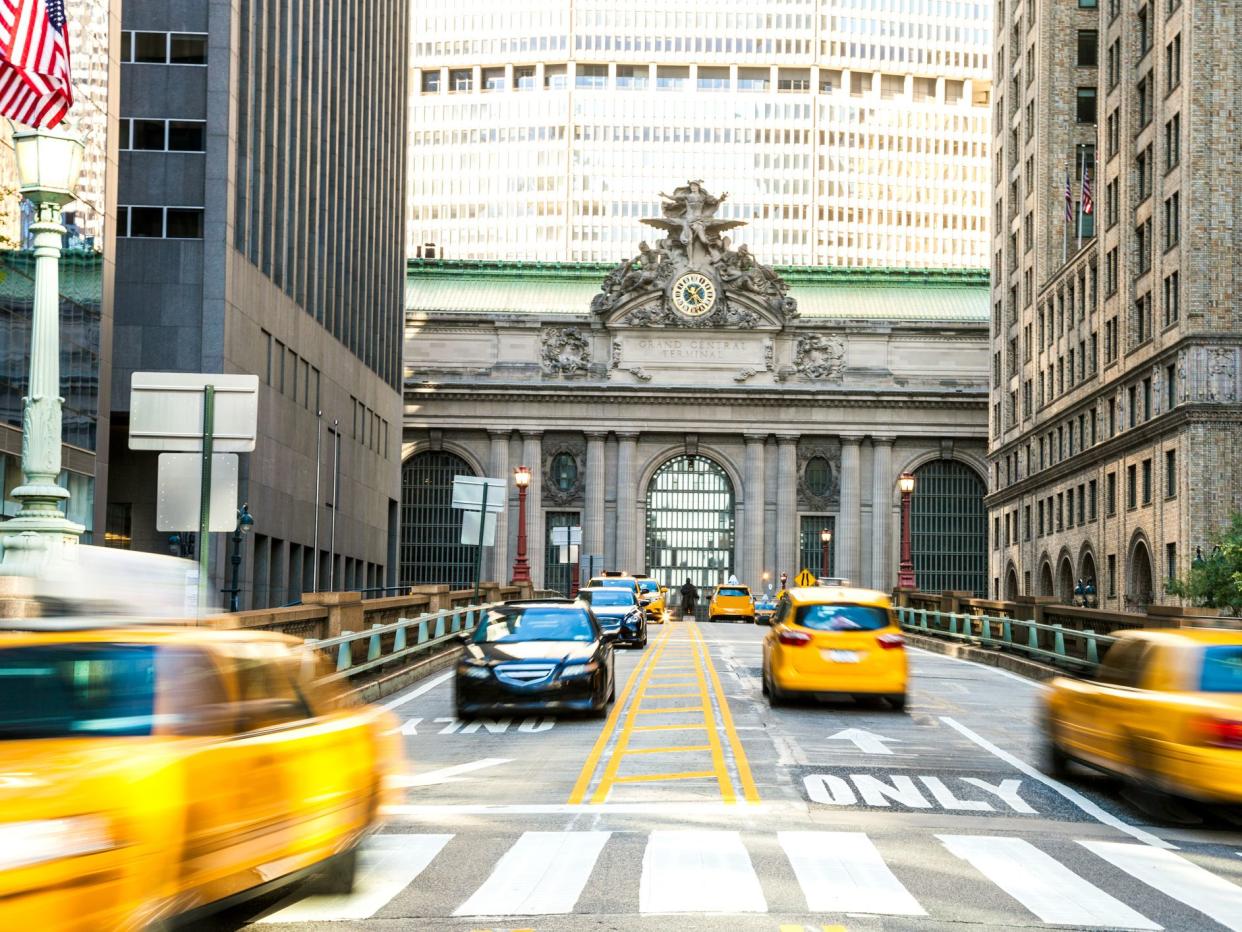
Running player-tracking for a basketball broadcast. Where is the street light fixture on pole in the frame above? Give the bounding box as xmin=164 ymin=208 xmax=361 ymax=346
xmin=225 ymin=503 xmax=255 ymax=612
xmin=820 ymin=527 xmax=832 ymax=578
xmin=0 ymin=125 xmax=86 ymax=577
xmin=897 ymin=472 xmax=917 ymax=590
xmin=511 ymin=465 xmax=531 ymax=584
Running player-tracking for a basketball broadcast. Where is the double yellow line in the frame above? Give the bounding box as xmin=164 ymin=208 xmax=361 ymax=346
xmin=568 ymin=621 xmax=758 ymax=804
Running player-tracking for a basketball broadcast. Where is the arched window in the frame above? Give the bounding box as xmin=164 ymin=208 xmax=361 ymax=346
xmin=645 ymin=454 xmax=735 ymax=589
xmin=400 ymin=451 xmax=477 ymax=589
xmin=549 ymin=452 xmax=579 ymax=493
xmin=910 ymin=460 xmax=987 ymax=596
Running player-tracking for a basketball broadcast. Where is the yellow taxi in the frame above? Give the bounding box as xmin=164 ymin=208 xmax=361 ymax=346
xmin=709 ymin=584 xmax=756 ymax=623
xmin=1042 ymin=628 xmax=1242 ymax=802
xmin=762 ymin=586 xmax=907 ymax=709
xmin=633 ymin=576 xmax=668 ymax=624
xmin=0 ymin=624 xmax=402 ymax=931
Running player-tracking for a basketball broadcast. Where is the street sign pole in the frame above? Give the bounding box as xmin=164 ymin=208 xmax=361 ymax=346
xmin=197 ymin=385 xmax=215 ymax=616
xmin=473 ymin=480 xmax=491 ymax=602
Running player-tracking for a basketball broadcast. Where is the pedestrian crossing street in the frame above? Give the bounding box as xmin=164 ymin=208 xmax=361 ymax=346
xmin=256 ymin=829 xmax=1242 ymax=929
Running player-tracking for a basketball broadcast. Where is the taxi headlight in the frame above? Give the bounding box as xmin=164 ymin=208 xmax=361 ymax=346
xmin=457 ymin=661 xmax=492 ymax=680
xmin=0 ymin=816 xmax=116 ymax=872
xmin=561 ymin=661 xmax=600 ymax=677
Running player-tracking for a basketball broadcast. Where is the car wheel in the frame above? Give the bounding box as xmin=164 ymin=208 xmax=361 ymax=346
xmin=314 ymin=846 xmax=358 ymax=895
xmin=760 ymin=666 xmax=770 ymax=696
xmin=1042 ymin=728 xmax=1070 ymax=778
xmin=886 ymin=693 xmax=907 ymax=712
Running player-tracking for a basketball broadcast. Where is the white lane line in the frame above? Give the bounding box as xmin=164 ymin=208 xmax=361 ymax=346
xmin=940 ymin=715 xmax=1175 ymax=849
xmin=381 ymin=670 xmax=454 ymax=711
xmin=383 ymin=801 xmax=789 ymax=818
xmin=390 ymin=757 xmax=512 ymax=788
xmin=640 ymin=830 xmax=767 ymax=914
xmin=258 ymin=833 xmax=452 ymax=922
xmin=454 ymin=831 xmax=610 ymax=916
xmin=1081 ymin=840 xmax=1242 ymax=931
xmin=778 ymin=831 xmax=925 ymax=916
xmin=907 ymin=645 xmax=1048 ymax=689
xmin=938 ymin=835 xmax=1161 ymax=930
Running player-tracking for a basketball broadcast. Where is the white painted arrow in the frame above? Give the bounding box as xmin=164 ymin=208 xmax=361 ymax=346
xmin=825 ymin=728 xmax=902 ymax=755
xmin=390 ymin=757 xmax=512 ymax=788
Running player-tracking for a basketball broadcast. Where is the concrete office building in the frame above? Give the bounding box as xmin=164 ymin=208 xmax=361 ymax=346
xmin=987 ymin=1 xmax=1242 ymax=610
xmin=107 ymin=0 xmax=409 ymax=608
xmin=408 ymin=0 xmax=994 ymax=270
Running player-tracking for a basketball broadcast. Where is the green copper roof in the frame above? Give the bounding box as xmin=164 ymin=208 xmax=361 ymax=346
xmin=406 ymin=259 xmax=989 ymax=323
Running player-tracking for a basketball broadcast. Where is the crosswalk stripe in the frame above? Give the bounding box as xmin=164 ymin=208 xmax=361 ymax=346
xmin=639 ymin=830 xmax=767 ymax=913
xmin=454 ymin=831 xmax=610 ymax=916
xmin=257 ymin=833 xmax=452 ymax=922
xmin=777 ymin=831 xmax=926 ymax=916
xmin=938 ymin=835 xmax=1161 ymax=930
xmin=1080 ymin=840 xmax=1242 ymax=932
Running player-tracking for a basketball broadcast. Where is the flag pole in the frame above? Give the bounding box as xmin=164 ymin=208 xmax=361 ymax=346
xmin=1076 ymin=145 xmax=1085 ymax=252
xmin=1062 ymin=161 xmax=1068 ymax=266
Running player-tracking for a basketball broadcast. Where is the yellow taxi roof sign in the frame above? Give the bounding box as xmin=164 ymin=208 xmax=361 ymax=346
xmin=794 ymin=568 xmax=817 ymax=588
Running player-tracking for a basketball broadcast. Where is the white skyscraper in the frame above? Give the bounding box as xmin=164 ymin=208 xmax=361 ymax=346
xmin=408 ymin=0 xmax=993 ymax=268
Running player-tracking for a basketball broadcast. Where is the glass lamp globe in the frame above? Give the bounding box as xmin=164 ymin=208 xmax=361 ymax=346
xmin=11 ymin=124 xmax=84 ymax=205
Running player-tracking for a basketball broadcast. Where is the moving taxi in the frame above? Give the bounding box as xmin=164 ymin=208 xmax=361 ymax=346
xmin=585 ymin=572 xmax=642 ymax=601
xmin=708 ymin=584 xmax=756 ymax=623
xmin=0 ymin=624 xmax=401 ymax=931
xmin=634 ymin=576 xmax=668 ymax=624
xmin=1042 ymin=628 xmax=1242 ymax=802
xmin=761 ymin=586 xmax=907 ymax=709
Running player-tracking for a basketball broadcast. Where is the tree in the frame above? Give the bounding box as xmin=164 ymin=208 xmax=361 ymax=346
xmin=1167 ymin=513 xmax=1242 ymax=615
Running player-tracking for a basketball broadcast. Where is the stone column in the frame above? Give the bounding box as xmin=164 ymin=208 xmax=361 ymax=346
xmin=870 ymin=436 xmax=895 ymax=590
xmin=520 ymin=431 xmax=543 ymax=588
xmin=776 ymin=435 xmax=799 ymax=580
xmin=743 ymin=434 xmax=767 ymax=586
xmin=488 ymin=430 xmax=510 ymax=584
xmin=839 ymin=435 xmax=863 ymax=582
xmin=584 ymin=433 xmax=607 ymax=572
xmin=615 ymin=433 xmax=639 ymax=571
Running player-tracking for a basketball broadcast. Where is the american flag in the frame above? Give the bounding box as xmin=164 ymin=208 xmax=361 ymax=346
xmin=1064 ymin=170 xmax=1073 ymax=224
xmin=0 ymin=0 xmax=73 ymax=129
xmin=1081 ymin=164 xmax=1094 ymax=216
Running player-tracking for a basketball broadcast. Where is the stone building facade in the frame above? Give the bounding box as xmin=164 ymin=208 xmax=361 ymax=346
xmin=403 ymin=187 xmax=992 ymax=595
xmin=988 ymin=2 xmax=1242 ymax=609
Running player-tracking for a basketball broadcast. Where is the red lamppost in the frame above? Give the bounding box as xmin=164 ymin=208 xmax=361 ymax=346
xmin=511 ymin=466 xmax=532 ymax=584
xmin=820 ymin=527 xmax=832 ymax=578
xmin=897 ymin=472 xmax=917 ymax=589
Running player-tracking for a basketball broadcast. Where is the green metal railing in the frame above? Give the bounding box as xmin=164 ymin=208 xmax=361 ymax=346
xmin=305 ymin=602 xmax=498 ymax=683
xmin=897 ymin=606 xmax=1118 ymax=675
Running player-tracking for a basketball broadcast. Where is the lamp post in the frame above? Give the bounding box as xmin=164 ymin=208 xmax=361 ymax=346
xmin=225 ymin=503 xmax=255 ymax=612
xmin=0 ymin=125 xmax=86 ymax=577
xmin=897 ymin=472 xmax=917 ymax=590
xmin=511 ymin=465 xmax=532 ymax=584
xmin=820 ymin=527 xmax=832 ymax=578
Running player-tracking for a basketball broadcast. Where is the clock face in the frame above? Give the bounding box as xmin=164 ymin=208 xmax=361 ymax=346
xmin=671 ymin=272 xmax=717 ymax=316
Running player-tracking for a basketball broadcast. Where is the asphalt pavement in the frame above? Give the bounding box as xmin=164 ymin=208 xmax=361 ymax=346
xmin=226 ymin=620 xmax=1242 ymax=932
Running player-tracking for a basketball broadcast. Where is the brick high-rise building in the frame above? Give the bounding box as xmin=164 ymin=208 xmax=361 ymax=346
xmin=987 ymin=0 xmax=1242 ymax=610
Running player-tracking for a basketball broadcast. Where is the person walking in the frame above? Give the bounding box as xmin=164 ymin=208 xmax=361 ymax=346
xmin=678 ymin=578 xmax=699 ymax=621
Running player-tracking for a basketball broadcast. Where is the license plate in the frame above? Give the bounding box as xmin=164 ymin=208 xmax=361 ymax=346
xmin=823 ymin=650 xmax=860 ymax=663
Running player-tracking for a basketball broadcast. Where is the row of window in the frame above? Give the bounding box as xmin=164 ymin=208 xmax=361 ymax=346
xmin=120 ymin=31 xmax=207 ymax=66
xmin=350 ymin=395 xmax=391 ymax=460
xmin=116 ymin=205 xmax=203 ymax=239
xmin=262 ymin=330 xmax=321 ymax=414
xmin=118 ymin=118 xmax=206 ymax=153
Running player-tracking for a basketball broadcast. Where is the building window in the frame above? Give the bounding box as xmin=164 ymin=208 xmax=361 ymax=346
xmin=122 ymin=31 xmax=208 ymax=66
xmin=1078 ymin=30 xmax=1098 ymax=66
xmin=1107 ymin=40 xmax=1121 ymax=89
xmin=1080 ymin=0 xmax=1098 ymax=6
xmin=1143 ymin=377 xmax=1152 ymax=420
xmin=1067 ymin=488 xmax=1075 ymax=527
xmin=1164 ymin=192 xmax=1180 ymax=249
xmin=513 ymin=66 xmax=536 ymax=91
xmin=481 ymin=67 xmax=505 ymax=91
xmin=1166 ymin=448 xmax=1177 ymax=498
xmin=1165 ymin=113 xmax=1181 ymax=169
xmin=544 ymin=65 xmax=567 ymax=89
xmin=697 ymin=66 xmax=730 ymax=91
xmin=576 ymin=64 xmax=607 ymax=89
xmin=544 ymin=511 xmax=581 ymax=598
xmin=911 ymin=461 xmax=987 ymax=596
xmin=1108 ymin=553 xmax=1117 ymax=597
xmin=616 ymin=65 xmax=648 ymax=90
xmin=1106 ymin=110 xmax=1119 ymax=157
xmin=647 ymin=455 xmax=736 ymax=588
xmin=1057 ymin=492 xmax=1064 ymax=531
xmin=119 ymin=118 xmax=206 ymax=152
xmin=549 ymin=452 xmax=579 ymax=493
xmin=117 ymin=205 xmax=204 ymax=239
xmin=800 ymin=515 xmax=837 ymax=578
xmin=1166 ymin=542 xmax=1177 ymax=584
xmin=1128 ymin=384 xmax=1138 ymax=428
xmin=1024 ymin=505 xmax=1031 ymax=541
xmin=420 ymin=70 xmax=440 ymax=94
xmin=1138 ymin=5 xmax=1151 ymax=56
xmin=450 ymin=68 xmax=472 ymax=92
xmin=1089 ymin=479 xmax=1098 ymax=521
xmin=1165 ymin=34 xmax=1181 ymax=92
xmin=1142 ymin=458 xmax=1153 ymax=504
xmin=1127 ymin=464 xmax=1138 ymax=509
xmin=1076 ymin=87 xmax=1097 ymax=123
xmin=1166 ymin=362 xmax=1177 ymax=409
xmin=1106 ymin=247 xmax=1119 ymax=294
xmin=1136 ymin=220 xmax=1152 ymax=274
xmin=1137 ymin=74 xmax=1152 ymax=127
xmin=400 ymin=451 xmax=479 ymax=589
xmin=1106 ymin=471 xmax=1117 ymax=514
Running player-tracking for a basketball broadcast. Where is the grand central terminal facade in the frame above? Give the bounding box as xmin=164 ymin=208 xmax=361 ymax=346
xmin=401 ymin=185 xmax=992 ymax=597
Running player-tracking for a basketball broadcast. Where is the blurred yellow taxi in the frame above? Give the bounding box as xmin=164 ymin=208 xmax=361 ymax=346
xmin=1043 ymin=628 xmax=1242 ymax=802
xmin=762 ymin=587 xmax=907 ymax=709
xmin=709 ymin=584 xmax=755 ymax=623
xmin=634 ymin=576 xmax=667 ymax=623
xmin=0 ymin=624 xmax=401 ymax=931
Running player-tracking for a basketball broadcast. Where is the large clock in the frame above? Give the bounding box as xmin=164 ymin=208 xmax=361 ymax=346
xmin=670 ymin=272 xmax=717 ymax=317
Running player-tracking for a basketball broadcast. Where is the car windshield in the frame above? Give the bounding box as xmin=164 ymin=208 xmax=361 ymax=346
xmin=717 ymin=587 xmax=749 ymax=597
xmin=1200 ymin=646 xmax=1242 ymax=692
xmin=0 ymin=644 xmax=159 ymax=738
xmin=476 ymin=607 xmax=595 ymax=643
xmin=795 ymin=603 xmax=890 ymax=632
xmin=638 ymin=580 xmax=659 ymax=593
xmin=583 ymin=589 xmax=635 ymax=607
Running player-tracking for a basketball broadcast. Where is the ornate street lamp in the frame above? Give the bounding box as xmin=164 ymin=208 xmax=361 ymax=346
xmin=897 ymin=472 xmax=917 ymax=590
xmin=820 ymin=527 xmax=832 ymax=578
xmin=0 ymin=125 xmax=86 ymax=577
xmin=511 ymin=465 xmax=532 ymax=584
xmin=225 ymin=503 xmax=255 ymax=612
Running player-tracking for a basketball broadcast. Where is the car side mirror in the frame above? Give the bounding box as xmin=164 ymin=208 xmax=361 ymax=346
xmin=601 ymin=630 xmax=618 ymax=644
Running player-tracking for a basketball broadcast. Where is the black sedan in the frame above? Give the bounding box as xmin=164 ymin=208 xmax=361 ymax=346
xmin=576 ymin=586 xmax=647 ymax=648
xmin=454 ymin=601 xmax=616 ymax=717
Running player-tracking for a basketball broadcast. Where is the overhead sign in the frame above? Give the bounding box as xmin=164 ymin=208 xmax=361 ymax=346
xmin=452 ymin=476 xmax=507 ymax=513
xmin=461 ymin=510 xmax=497 ymax=546
xmin=155 ymin=453 xmax=240 ymax=532
xmin=129 ymin=372 xmax=259 ymax=452
xmin=794 ymin=568 xmax=817 ymax=588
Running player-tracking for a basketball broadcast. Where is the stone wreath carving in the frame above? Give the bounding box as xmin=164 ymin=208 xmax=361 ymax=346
xmin=542 ymin=436 xmax=585 ymax=506
xmin=540 ymin=327 xmax=591 ymax=375
xmin=797 ymin=443 xmax=841 ymax=509
xmin=793 ymin=333 xmax=846 ymax=381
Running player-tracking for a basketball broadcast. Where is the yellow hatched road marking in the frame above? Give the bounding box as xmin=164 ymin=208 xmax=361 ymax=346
xmin=613 ymin=770 xmax=716 ymax=783
xmin=690 ymin=621 xmax=761 ymax=803
xmin=633 ymin=723 xmax=708 ymax=732
xmin=635 ymin=706 xmax=707 ymax=715
xmin=638 ymin=691 xmax=700 ymax=699
xmin=623 ymin=744 xmax=713 ymax=755
xmin=690 ymin=621 xmax=734 ymax=803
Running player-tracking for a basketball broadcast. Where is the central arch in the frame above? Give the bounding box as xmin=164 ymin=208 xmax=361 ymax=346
xmin=644 ymin=454 xmax=735 ymax=589
xmin=910 ymin=460 xmax=987 ymax=596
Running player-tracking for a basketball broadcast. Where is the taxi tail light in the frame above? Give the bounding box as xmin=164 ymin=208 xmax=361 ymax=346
xmin=876 ymin=633 xmax=905 ymax=650
xmin=777 ymin=629 xmax=813 ymax=647
xmin=1191 ymin=716 xmax=1242 ymax=749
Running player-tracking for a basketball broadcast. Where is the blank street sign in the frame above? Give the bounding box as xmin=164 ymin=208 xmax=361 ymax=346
xmin=461 ymin=510 xmax=498 ymax=546
xmin=130 ymin=372 xmax=260 ymax=452
xmin=156 ymin=452 xmax=240 ymax=532
xmin=452 ymin=475 xmax=507 ymax=513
